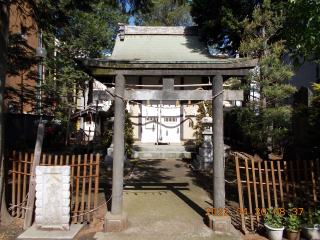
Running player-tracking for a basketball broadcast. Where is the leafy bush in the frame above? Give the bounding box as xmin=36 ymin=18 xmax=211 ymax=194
xmin=264 ymin=206 xmax=284 ymax=228
xmin=42 ymin=120 xmax=66 ymax=147
xmin=301 ymin=209 xmax=320 ymax=228
xmin=284 ymin=203 xmax=301 ymax=231
xmin=102 ymin=102 xmax=134 ymax=156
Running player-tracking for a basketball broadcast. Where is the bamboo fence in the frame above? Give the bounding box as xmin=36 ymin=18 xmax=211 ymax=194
xmin=231 ymin=151 xmax=320 ymax=234
xmin=8 ymin=151 xmax=100 ymax=224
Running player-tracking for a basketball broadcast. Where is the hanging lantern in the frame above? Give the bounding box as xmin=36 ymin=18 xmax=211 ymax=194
xmin=176 ymin=100 xmax=179 ymax=106
xmin=188 ymin=100 xmax=191 ymax=105
xmin=147 ymin=100 xmax=150 ymax=105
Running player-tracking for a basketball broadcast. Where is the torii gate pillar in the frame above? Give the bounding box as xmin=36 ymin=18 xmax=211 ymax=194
xmin=212 ymin=74 xmax=225 ymax=210
xmin=104 ymin=74 xmax=128 ymax=232
xmin=209 ymin=74 xmax=231 ymax=231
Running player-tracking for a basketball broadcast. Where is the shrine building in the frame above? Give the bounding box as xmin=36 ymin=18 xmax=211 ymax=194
xmin=76 ymin=24 xmax=257 ymax=145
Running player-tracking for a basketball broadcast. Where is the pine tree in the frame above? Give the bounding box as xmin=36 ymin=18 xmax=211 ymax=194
xmin=237 ymin=0 xmax=296 ymax=156
xmin=190 ymin=0 xmax=287 ymax=55
xmin=134 ymin=0 xmax=193 ymax=26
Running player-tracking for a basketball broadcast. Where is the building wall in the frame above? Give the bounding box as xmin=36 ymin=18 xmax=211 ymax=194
xmin=283 ymin=55 xmax=319 ymax=92
xmin=6 ymin=4 xmax=39 ymax=113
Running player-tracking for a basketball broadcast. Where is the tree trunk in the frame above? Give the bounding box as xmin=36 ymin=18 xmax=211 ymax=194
xmin=0 ymin=0 xmax=14 ymax=226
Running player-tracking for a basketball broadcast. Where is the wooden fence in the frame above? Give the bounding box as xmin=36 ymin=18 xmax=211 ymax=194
xmin=8 ymin=151 xmax=100 ymax=224
xmin=231 ymin=151 xmax=320 ymax=234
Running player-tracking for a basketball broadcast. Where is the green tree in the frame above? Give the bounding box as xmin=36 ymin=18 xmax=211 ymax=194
xmin=285 ymin=0 xmax=320 ymax=67
xmin=102 ymin=102 xmax=134 ymax=156
xmin=41 ymin=2 xmax=128 ymax=132
xmin=0 ymin=0 xmax=183 ymax=225
xmin=134 ymin=0 xmax=193 ymax=26
xmin=237 ymin=0 xmax=296 ymax=156
xmin=190 ymin=0 xmax=287 ymax=55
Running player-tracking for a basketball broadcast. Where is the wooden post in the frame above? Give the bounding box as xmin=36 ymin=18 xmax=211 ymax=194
xmin=24 ymin=121 xmax=45 ymax=230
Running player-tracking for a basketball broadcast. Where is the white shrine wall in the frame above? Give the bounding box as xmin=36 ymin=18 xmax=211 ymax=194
xmin=125 ymin=76 xmax=203 ymax=143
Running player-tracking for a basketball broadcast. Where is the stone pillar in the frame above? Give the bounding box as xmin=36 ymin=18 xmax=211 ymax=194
xmin=104 ymin=74 xmax=128 ymax=232
xmin=210 ymin=74 xmax=230 ymax=232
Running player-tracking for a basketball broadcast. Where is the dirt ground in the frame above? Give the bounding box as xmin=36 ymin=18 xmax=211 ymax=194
xmin=0 ymin=155 xmax=303 ymax=240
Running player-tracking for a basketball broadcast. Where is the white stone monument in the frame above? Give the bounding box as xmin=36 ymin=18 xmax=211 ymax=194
xmin=35 ymin=166 xmax=71 ymax=231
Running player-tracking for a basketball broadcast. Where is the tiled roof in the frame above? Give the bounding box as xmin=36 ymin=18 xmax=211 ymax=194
xmin=104 ymin=25 xmax=234 ymax=63
xmin=108 ymin=35 xmax=226 ymax=62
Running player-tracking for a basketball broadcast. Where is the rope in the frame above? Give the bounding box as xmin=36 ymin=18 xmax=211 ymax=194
xmin=105 ymin=87 xmax=228 ymax=110
xmin=8 ymin=192 xmax=112 ymax=218
xmin=71 ymin=195 xmax=112 ymax=218
xmin=225 ymin=179 xmax=241 ymax=184
xmin=131 ymin=117 xmax=194 ymax=128
xmin=8 ymin=193 xmax=29 ymax=211
xmin=210 ymin=90 xmax=224 ymax=100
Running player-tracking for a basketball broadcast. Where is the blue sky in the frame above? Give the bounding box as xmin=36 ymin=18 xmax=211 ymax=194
xmin=129 ymin=16 xmax=135 ymax=26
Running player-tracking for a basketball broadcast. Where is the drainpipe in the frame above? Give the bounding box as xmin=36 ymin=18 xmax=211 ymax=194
xmin=36 ymin=30 xmax=47 ymax=114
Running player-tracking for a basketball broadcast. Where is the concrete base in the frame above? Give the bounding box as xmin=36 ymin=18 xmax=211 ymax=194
xmin=17 ymin=224 xmax=83 ymax=239
xmin=104 ymin=211 xmax=128 ymax=232
xmin=208 ymin=215 xmax=231 ymax=232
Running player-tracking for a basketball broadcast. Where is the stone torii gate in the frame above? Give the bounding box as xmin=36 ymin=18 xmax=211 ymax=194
xmin=92 ymin=72 xmax=256 ymax=232
xmin=76 ymin=25 xmax=258 ymax=233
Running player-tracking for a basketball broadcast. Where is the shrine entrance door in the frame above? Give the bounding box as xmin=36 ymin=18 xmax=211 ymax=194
xmin=141 ymin=100 xmax=180 ymax=144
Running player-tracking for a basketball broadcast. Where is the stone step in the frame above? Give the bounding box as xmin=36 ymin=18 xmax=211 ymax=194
xmin=133 ymin=145 xmax=196 ymax=152
xmin=132 ymin=150 xmax=196 ymax=159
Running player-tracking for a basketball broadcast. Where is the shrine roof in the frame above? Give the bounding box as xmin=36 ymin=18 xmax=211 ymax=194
xmin=101 ymin=25 xmax=239 ymax=64
xmin=75 ymin=25 xmax=258 ymax=76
